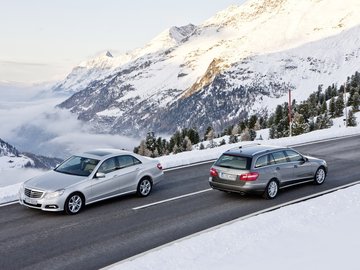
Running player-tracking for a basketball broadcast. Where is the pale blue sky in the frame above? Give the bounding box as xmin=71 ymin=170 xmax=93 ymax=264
xmin=0 ymin=0 xmax=246 ymax=84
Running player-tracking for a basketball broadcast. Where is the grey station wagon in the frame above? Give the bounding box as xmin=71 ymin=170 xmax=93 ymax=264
xmin=19 ymin=149 xmax=164 ymax=214
xmin=209 ymin=144 xmax=327 ymax=199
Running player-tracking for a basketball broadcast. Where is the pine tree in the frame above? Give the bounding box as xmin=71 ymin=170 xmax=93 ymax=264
xmin=352 ymin=92 xmax=360 ymax=112
xmin=138 ymin=140 xmax=152 ymax=156
xmin=248 ymin=115 xmax=258 ymax=129
xmin=239 ymin=121 xmax=247 ymax=132
xmin=229 ymin=125 xmax=239 ymax=143
xmin=308 ymin=118 xmax=316 ymax=132
xmin=347 ymin=110 xmax=357 ymax=127
xmin=153 ymin=148 xmax=159 ymax=157
xmin=204 ymin=126 xmax=212 ymax=141
xmin=315 ymin=113 xmax=333 ymax=130
xmin=292 ymin=112 xmax=309 ymax=136
xmin=206 ymin=128 xmax=215 ymax=148
xmin=325 ymin=86 xmax=332 ymax=100
xmin=329 ymin=97 xmax=336 ymax=118
xmin=348 ymin=87 xmax=357 ymax=106
xmin=259 ymin=115 xmax=268 ymax=129
xmin=145 ymin=132 xmax=156 ymax=154
xmin=249 ymin=129 xmax=257 ymax=141
xmin=322 ymin=113 xmax=333 ymax=129
xmin=308 ymin=93 xmax=317 ymax=117
xmin=172 ymin=144 xmax=181 ymax=154
xmin=320 ymin=100 xmax=327 ymax=114
xmin=335 ymin=95 xmax=345 ymax=117
xmin=254 ymin=119 xmax=261 ymax=131
xmin=297 ymin=102 xmax=310 ymax=121
xmin=240 ymin=128 xmax=251 ymax=141
xmin=182 ymin=136 xmax=192 ymax=151
xmin=188 ymin=128 xmax=200 ymax=144
xmin=219 ymin=139 xmax=226 ymax=146
xmin=274 ymin=105 xmax=283 ymax=125
xmin=269 ymin=126 xmax=276 ymax=139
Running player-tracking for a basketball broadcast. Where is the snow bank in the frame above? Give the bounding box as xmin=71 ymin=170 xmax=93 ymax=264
xmin=110 ymin=184 xmax=360 ymax=270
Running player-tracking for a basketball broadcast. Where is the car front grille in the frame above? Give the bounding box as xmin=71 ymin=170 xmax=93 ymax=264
xmin=24 ymin=188 xmax=44 ymax=198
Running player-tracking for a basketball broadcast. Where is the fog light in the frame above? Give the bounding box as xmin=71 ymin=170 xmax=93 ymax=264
xmin=45 ymin=205 xmax=59 ymax=209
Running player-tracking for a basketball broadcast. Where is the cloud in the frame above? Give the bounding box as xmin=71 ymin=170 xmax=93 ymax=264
xmin=0 ymin=95 xmax=140 ymax=158
xmin=0 ymin=60 xmax=49 ymax=67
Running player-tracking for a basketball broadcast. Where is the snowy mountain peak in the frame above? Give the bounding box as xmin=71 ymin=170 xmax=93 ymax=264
xmin=105 ymin=51 xmax=113 ymax=58
xmin=0 ymin=138 xmax=20 ymax=157
xmin=57 ymin=0 xmax=360 ymax=135
xmin=79 ymin=50 xmax=115 ymax=69
xmin=169 ymin=24 xmax=197 ymax=43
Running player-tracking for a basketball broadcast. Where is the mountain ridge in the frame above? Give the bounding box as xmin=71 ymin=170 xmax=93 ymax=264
xmin=0 ymin=138 xmax=62 ymax=170
xmin=56 ymin=0 xmax=360 ymax=135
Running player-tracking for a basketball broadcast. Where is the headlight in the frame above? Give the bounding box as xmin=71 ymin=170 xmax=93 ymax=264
xmin=44 ymin=189 xmax=65 ymax=199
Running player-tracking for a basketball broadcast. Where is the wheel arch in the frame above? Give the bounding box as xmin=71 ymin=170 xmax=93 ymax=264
xmin=65 ymin=191 xmax=86 ymax=206
xmin=138 ymin=175 xmax=153 ymax=184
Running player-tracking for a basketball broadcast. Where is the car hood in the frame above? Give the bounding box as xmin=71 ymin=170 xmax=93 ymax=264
xmin=24 ymin=170 xmax=87 ymax=191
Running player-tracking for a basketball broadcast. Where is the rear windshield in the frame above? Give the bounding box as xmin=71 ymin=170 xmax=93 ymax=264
xmin=215 ymin=154 xmax=251 ymax=170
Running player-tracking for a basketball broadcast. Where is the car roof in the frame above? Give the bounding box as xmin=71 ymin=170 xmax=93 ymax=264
xmin=225 ymin=144 xmax=287 ymax=157
xmin=76 ymin=148 xmax=134 ymax=160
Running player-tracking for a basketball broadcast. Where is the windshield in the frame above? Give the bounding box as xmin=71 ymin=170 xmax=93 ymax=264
xmin=54 ymin=156 xmax=100 ymax=177
xmin=215 ymin=154 xmax=251 ymax=170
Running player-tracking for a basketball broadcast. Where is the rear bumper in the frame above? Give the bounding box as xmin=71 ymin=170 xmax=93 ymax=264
xmin=209 ymin=177 xmax=265 ymax=195
xmin=153 ymin=173 xmax=165 ymax=185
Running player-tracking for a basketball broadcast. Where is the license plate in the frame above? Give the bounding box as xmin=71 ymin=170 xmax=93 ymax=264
xmin=220 ymin=172 xmax=236 ymax=181
xmin=25 ymin=197 xmax=38 ymax=205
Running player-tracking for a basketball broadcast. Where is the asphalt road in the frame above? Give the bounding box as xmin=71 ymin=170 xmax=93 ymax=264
xmin=0 ymin=135 xmax=359 ymax=270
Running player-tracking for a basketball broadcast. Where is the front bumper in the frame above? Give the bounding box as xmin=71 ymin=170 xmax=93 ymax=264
xmin=19 ymin=191 xmax=65 ymax=212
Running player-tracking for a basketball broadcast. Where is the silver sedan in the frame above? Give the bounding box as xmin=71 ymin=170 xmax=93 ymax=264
xmin=19 ymin=149 xmax=164 ymax=214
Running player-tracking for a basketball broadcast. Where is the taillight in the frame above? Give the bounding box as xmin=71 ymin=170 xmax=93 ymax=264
xmin=210 ymin=168 xmax=218 ymax=177
xmin=157 ymin=163 xmax=163 ymax=170
xmin=239 ymin=172 xmax=259 ymax=181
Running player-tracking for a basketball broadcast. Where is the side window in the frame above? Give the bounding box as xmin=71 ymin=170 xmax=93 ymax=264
xmin=117 ymin=155 xmax=133 ymax=168
xmin=117 ymin=155 xmax=141 ymax=168
xmin=272 ymin=151 xmax=287 ymax=164
xmin=284 ymin=150 xmax=303 ymax=162
xmin=268 ymin=154 xmax=276 ymax=165
xmin=98 ymin=157 xmax=117 ymax=174
xmin=133 ymin=156 xmax=142 ymax=165
xmin=255 ymin=155 xmax=268 ymax=168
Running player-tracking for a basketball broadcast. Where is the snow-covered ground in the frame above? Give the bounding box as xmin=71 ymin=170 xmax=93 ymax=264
xmin=1 ymin=117 xmax=359 ymax=269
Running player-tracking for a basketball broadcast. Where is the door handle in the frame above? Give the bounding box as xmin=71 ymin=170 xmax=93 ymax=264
xmin=276 ymin=167 xmax=280 ymax=171
xmin=294 ymin=165 xmax=298 ymax=168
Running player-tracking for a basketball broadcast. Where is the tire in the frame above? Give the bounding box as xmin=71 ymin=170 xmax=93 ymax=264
xmin=137 ymin=178 xmax=152 ymax=197
xmin=314 ymin=167 xmax=326 ymax=185
xmin=64 ymin=193 xmax=84 ymax=215
xmin=263 ymin=179 xmax=279 ymax=199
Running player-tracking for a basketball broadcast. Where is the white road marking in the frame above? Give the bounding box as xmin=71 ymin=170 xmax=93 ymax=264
xmin=0 ymin=200 xmax=18 ymax=207
xmin=133 ymin=188 xmax=212 ymax=210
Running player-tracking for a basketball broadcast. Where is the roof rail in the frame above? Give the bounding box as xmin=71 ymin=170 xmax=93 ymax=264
xmin=238 ymin=143 xmax=261 ymax=149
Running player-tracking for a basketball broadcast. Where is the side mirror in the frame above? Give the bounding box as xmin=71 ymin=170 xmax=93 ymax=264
xmin=95 ymin=172 xmax=105 ymax=178
xmin=301 ymin=157 xmax=308 ymax=163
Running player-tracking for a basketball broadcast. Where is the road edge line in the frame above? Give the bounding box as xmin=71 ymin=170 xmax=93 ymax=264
xmin=0 ymin=200 xmax=18 ymax=207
